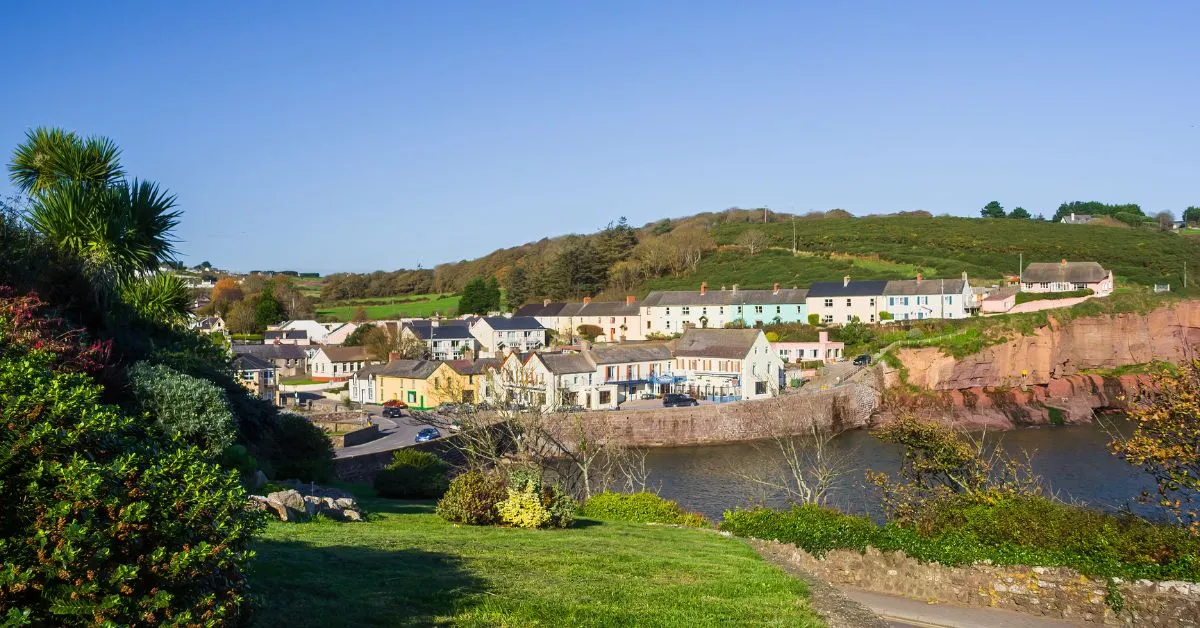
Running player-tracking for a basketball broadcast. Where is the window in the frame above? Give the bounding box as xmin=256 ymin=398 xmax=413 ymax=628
xmin=737 ymin=306 xmax=743 ymax=314
xmin=845 ymin=298 xmax=851 ymax=307
xmin=719 ymin=307 xmax=724 ymax=314
xmin=754 ymin=305 xmax=763 ymax=314
xmin=946 ymin=295 xmax=953 ymax=303
xmin=846 ymin=315 xmax=853 ymax=322
xmin=1040 ymin=282 xmax=1050 ymax=289
xmin=665 ymin=321 xmax=671 ymax=329
xmin=682 ymin=306 xmax=690 ymax=315
xmin=869 ymin=314 xmax=875 ymax=322
xmin=665 ymin=307 xmax=670 ymax=315
xmin=797 ymin=306 xmax=802 ymax=313
xmin=647 ymin=320 xmax=652 ymax=329
xmin=776 ymin=306 xmax=781 ymax=314
xmin=407 ymin=390 xmax=416 ymax=403
xmin=888 ymin=297 xmax=895 ymax=306
xmin=822 ymin=315 xmax=833 ymax=323
xmin=755 ymin=381 xmax=767 ymax=395
xmin=869 ymin=298 xmax=876 ymax=307
xmin=1074 ymin=283 xmax=1086 ymax=290
xmin=599 ymin=390 xmax=611 ymax=404
xmin=824 ymin=298 xmax=833 ymax=307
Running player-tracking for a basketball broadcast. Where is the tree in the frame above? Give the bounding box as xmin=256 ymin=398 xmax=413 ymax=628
xmin=254 ymin=288 xmax=287 ymax=329
xmin=1110 ymin=360 xmax=1200 ymax=533
xmin=595 ymin=217 xmax=638 ymax=266
xmin=980 ymin=201 xmax=1006 ymax=219
xmin=351 ymin=306 xmax=369 ymax=322
xmin=362 ymin=326 xmax=428 ymax=362
xmin=459 ymin=277 xmax=500 ymax=315
xmin=210 ymin=277 xmax=244 ymax=315
xmin=1156 ymin=210 xmax=1175 ymax=232
xmin=1009 ymin=206 xmax=1032 ymax=220
xmin=505 ymin=264 xmax=532 ymax=309
xmin=343 ymin=322 xmax=376 ymax=346
xmin=545 ymin=239 xmax=607 ymax=300
xmin=1184 ymin=206 xmax=1200 ymax=227
xmin=737 ymin=229 xmax=771 ymax=255
xmin=226 ymin=299 xmax=259 ymax=333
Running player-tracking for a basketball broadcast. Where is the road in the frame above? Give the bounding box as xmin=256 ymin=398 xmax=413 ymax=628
xmin=842 ymin=589 xmax=1087 ymax=628
xmin=334 ymin=406 xmax=440 ymax=458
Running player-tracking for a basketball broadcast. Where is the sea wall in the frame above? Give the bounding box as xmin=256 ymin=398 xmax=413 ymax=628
xmin=752 ymin=539 xmax=1200 ymax=627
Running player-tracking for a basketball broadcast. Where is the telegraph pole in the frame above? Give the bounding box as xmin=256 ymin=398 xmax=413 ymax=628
xmin=792 ymin=216 xmax=797 ymax=255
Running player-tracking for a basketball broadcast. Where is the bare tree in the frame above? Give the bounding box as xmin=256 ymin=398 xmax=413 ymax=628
xmin=733 ymin=421 xmax=855 ymax=507
xmin=737 ymin=229 xmax=771 ymax=255
xmin=610 ymin=445 xmax=653 ymax=493
xmin=1156 ymin=210 xmax=1175 ymax=233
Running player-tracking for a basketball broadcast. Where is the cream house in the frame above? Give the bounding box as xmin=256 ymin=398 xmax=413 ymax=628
xmin=309 ymin=346 xmax=378 ymax=381
xmin=1021 ymin=261 xmax=1114 ymax=296
xmin=671 ymin=328 xmax=783 ymax=401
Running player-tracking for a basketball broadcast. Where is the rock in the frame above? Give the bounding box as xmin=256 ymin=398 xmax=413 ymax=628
xmin=251 ymin=470 xmax=269 ymax=490
xmin=268 ymin=489 xmax=310 ymax=521
xmin=334 ymin=497 xmax=356 ymax=509
xmin=342 ymin=509 xmax=362 ymax=521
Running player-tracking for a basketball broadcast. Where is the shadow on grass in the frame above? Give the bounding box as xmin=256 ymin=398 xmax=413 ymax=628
xmin=363 ymin=499 xmax=438 ymax=516
xmin=252 ymin=540 xmax=484 ymax=626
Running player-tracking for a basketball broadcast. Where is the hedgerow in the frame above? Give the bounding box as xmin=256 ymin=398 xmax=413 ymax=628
xmin=579 ymin=492 xmax=710 ymax=527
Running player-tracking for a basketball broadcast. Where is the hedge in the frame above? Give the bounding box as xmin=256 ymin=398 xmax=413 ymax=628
xmin=579 ymin=492 xmax=710 ymax=527
xmin=1014 ymin=288 xmax=1094 ymax=305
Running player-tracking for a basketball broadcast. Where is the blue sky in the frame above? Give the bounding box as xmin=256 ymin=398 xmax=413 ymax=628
xmin=2 ymin=2 xmax=1197 ymax=273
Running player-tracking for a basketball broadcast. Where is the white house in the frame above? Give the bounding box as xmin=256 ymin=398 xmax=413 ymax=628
xmin=469 ymin=317 xmax=547 ymax=355
xmin=881 ymin=274 xmax=972 ymax=321
xmin=232 ymin=354 xmax=276 ymax=402
xmin=671 ymin=328 xmax=783 ymax=401
xmin=515 ymin=297 xmax=645 ymax=342
xmin=402 ymin=320 xmax=480 ymax=359
xmin=348 ymin=363 xmax=389 ymax=404
xmin=1021 ymin=261 xmax=1114 ymax=296
xmin=309 ymin=346 xmax=379 ymax=381
xmin=323 ymin=322 xmax=360 ymax=345
xmin=804 ymin=278 xmax=888 ymax=325
xmin=263 ymin=329 xmax=310 ymax=345
xmin=771 ymin=331 xmax=844 ymax=364
xmin=273 ymin=320 xmax=332 ymax=343
xmin=489 ymin=342 xmax=677 ymax=411
xmin=191 ymin=315 xmax=225 ymax=334
xmin=639 ymin=283 xmax=809 ymax=335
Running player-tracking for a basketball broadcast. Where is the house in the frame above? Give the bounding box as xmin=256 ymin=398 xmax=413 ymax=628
xmin=263 ymin=329 xmax=309 ymax=345
xmin=981 ymin=287 xmax=1018 ymax=314
xmin=639 ymin=283 xmax=809 ymax=335
xmin=671 ymin=328 xmax=784 ymax=401
xmin=805 ymin=278 xmax=888 ymax=324
xmin=881 ymin=273 xmax=971 ymax=321
xmin=375 ymin=360 xmax=460 ymax=410
xmin=233 ymin=344 xmax=308 ymax=376
xmin=771 ymin=331 xmax=844 ymax=364
xmin=348 ymin=363 xmax=388 ymax=405
xmin=309 ymin=346 xmax=378 ymax=381
xmin=1021 ymin=261 xmax=1114 ymax=296
xmin=469 ymin=317 xmax=547 ymax=355
xmin=403 ymin=319 xmax=480 ymax=359
xmin=233 ymin=354 xmax=277 ymax=402
xmin=444 ymin=358 xmax=499 ymax=404
xmin=491 ymin=341 xmax=679 ymax=410
xmin=191 ymin=315 xmax=225 ymax=333
xmin=322 ymin=322 xmax=360 ymax=345
xmin=190 ymin=295 xmax=212 ymax=312
xmin=271 ymin=320 xmax=342 ymax=344
xmin=1060 ymin=213 xmax=1094 ymax=225
xmin=515 ymin=297 xmax=645 ymax=342
xmin=587 ymin=342 xmax=676 ymax=404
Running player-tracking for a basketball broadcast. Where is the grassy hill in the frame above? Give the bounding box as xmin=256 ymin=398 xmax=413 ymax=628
xmin=316 ymin=293 xmax=461 ymax=321
xmin=252 ymin=493 xmax=822 ymax=626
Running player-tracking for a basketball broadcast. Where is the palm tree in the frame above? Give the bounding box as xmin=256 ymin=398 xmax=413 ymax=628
xmin=8 ymin=127 xmax=187 ymax=325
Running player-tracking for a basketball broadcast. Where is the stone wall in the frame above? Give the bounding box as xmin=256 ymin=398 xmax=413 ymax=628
xmin=753 ymin=539 xmax=1200 ymax=627
xmin=336 ymin=424 xmax=381 ymax=448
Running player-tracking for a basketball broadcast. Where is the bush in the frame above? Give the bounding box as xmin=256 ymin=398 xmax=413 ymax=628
xmin=436 ymin=470 xmax=509 ymax=525
xmin=127 ymin=361 xmax=238 ymax=453
xmin=721 ymin=505 xmax=876 ymax=556
xmin=270 ymin=412 xmax=335 ymax=482
xmin=496 ymin=469 xmax=576 ymax=529
xmin=1014 ymin=288 xmax=1093 ymax=305
xmin=807 ymin=313 xmax=820 ymax=326
xmin=580 ymin=491 xmax=710 ymax=527
xmin=0 ymin=342 xmax=265 ymax=625
xmin=374 ymin=449 xmax=450 ymax=499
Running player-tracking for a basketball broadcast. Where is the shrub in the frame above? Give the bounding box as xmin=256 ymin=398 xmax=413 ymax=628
xmin=807 ymin=313 xmax=820 ymax=326
xmin=580 ymin=491 xmax=710 ymax=527
xmin=0 ymin=342 xmax=265 ymax=625
xmin=127 ymin=360 xmax=238 ymax=453
xmin=270 ymin=412 xmax=335 ymax=482
xmin=721 ymin=505 xmax=876 ymax=556
xmin=374 ymin=449 xmax=450 ymax=499
xmin=436 ymin=470 xmax=508 ymax=525
xmin=1014 ymin=288 xmax=1093 ymax=305
xmin=496 ymin=469 xmax=576 ymax=529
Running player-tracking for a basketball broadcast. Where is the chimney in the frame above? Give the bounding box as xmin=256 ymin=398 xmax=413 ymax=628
xmin=916 ymin=273 xmax=923 ymax=284
xmin=962 ymin=271 xmax=968 ymax=282
xmin=431 ymin=319 xmax=439 ymax=328
xmin=843 ymin=275 xmax=851 ymax=287
xmin=388 ymin=351 xmax=399 ymax=362
xmin=700 ymin=282 xmax=708 ymax=295
xmin=819 ymin=330 xmax=828 ymax=343
xmin=772 ymin=282 xmax=780 ymax=295
xmin=543 ymin=298 xmax=551 ymax=307
xmin=583 ymin=296 xmax=591 ymax=304
xmin=732 ymin=283 xmax=739 ymax=295
xmin=1061 ymin=259 xmax=1068 ymax=266
xmin=626 ymin=295 xmax=636 ymax=305
xmin=580 ymin=339 xmax=590 ymax=352
xmin=1070 ymin=212 xmax=1076 ymax=221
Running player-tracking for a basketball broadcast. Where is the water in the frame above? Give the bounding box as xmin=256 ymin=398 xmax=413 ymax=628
xmin=639 ymin=420 xmax=1161 ymax=522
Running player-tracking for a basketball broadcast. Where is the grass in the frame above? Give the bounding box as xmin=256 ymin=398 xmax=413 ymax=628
xmin=252 ymin=491 xmax=823 ymax=627
xmin=280 ymin=376 xmax=321 ymax=385
xmin=1014 ymin=288 xmax=1093 ymax=305
xmin=316 ymin=293 xmax=462 ymax=321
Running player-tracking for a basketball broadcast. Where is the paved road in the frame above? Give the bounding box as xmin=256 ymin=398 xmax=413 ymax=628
xmin=334 ymin=409 xmax=439 ymax=458
xmin=842 ymin=589 xmax=1087 ymax=628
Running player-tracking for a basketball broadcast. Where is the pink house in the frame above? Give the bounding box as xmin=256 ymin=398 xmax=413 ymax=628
xmin=770 ymin=331 xmax=844 ymax=364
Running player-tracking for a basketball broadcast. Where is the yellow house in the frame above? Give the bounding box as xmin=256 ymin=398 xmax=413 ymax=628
xmin=375 ymin=358 xmax=497 ymax=409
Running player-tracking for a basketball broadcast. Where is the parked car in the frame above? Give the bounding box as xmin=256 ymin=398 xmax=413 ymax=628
xmin=415 ymin=427 xmax=441 ymax=443
xmin=852 ymin=354 xmax=872 ymax=366
xmin=640 ymin=392 xmax=659 ymax=400
xmin=381 ymin=406 xmax=404 ymax=418
xmin=662 ymin=393 xmax=699 ymax=408
xmin=435 ymin=402 xmax=461 ymax=414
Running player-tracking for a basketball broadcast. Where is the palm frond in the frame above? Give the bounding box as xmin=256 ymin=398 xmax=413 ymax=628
xmin=7 ymin=126 xmax=124 ymax=195
xmin=121 ymin=271 xmax=191 ymax=326
xmin=122 ymin=178 xmax=181 ymax=269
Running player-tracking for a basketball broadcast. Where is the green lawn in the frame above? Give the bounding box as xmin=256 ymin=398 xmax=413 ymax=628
xmin=279 ymin=375 xmax=321 ymax=385
xmin=316 ymin=294 xmax=462 ymax=321
xmin=252 ymin=493 xmax=823 ymax=627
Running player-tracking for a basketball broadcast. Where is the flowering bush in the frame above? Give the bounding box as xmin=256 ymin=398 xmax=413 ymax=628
xmin=436 ymin=470 xmax=508 ymax=525
xmin=496 ymin=470 xmax=576 ymax=529
xmin=0 ymin=287 xmax=110 ymax=373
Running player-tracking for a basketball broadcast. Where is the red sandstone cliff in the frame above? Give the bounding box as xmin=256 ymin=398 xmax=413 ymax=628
xmin=878 ymin=301 xmax=1200 ymax=428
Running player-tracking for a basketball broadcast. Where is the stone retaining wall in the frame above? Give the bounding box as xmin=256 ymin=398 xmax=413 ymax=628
xmin=334 ymin=424 xmax=381 ymax=448
xmin=754 ymin=539 xmax=1200 ymax=627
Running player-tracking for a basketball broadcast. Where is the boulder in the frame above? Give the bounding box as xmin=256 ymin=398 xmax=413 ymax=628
xmin=250 ymin=470 xmax=269 ymax=490
xmin=253 ymin=485 xmax=364 ymax=522
xmin=267 ymin=489 xmax=310 ymax=521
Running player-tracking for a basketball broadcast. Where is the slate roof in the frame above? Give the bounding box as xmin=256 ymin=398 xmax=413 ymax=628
xmin=728 ymin=288 xmax=809 ymax=305
xmin=1023 ymin=262 xmax=1109 ymax=284
xmin=641 ymin=291 xmax=743 ymax=307
xmin=351 ymin=362 xmax=392 ymax=380
xmin=317 ymin=346 xmax=374 ymax=363
xmin=478 ymin=316 xmax=545 ymax=331
xmin=805 ymin=280 xmax=889 ymax=298
xmin=673 ymin=328 xmax=762 ymax=359
xmin=234 ymin=344 xmax=307 ymax=360
xmin=577 ymin=301 xmax=640 ymax=316
xmin=232 ymin=354 xmax=274 ymax=372
xmin=883 ymin=278 xmax=967 ymax=296
xmin=376 ymin=359 xmax=443 ymax=380
xmin=537 ymin=353 xmax=596 ymax=375
xmin=263 ymin=330 xmax=308 ymax=340
xmin=445 ymin=358 xmax=499 ymax=375
xmin=589 ymin=342 xmax=673 ymax=364
xmin=404 ymin=320 xmax=475 ymax=341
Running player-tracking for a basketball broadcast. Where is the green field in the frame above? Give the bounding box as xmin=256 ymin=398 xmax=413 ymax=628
xmin=252 ymin=493 xmax=822 ymax=627
xmin=316 ymin=293 xmax=461 ymax=321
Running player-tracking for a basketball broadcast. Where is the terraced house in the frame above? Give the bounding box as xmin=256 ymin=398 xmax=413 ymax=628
xmin=515 ymin=296 xmax=643 ymax=342
xmin=639 ymin=283 xmax=808 ymax=334
xmin=402 ymin=319 xmax=479 ymax=359
xmin=805 ymin=274 xmax=972 ymax=323
xmin=469 ymin=316 xmax=547 ymax=355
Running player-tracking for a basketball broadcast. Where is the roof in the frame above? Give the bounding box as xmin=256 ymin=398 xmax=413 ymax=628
xmin=578 ymin=300 xmax=640 ymax=316
xmin=404 ymin=320 xmax=475 ymax=341
xmin=477 ymin=316 xmax=545 ymax=331
xmin=514 ymin=302 xmax=568 ymax=317
xmin=673 ymin=328 xmax=762 ymax=359
xmin=883 ymin=278 xmax=966 ymax=296
xmin=537 ymin=353 xmax=596 ymax=375
xmin=351 ymin=362 xmax=393 ymax=380
xmin=234 ymin=344 xmax=307 ymax=360
xmin=317 ymin=346 xmax=374 ymax=363
xmin=1022 ymin=262 xmax=1109 ymax=284
xmin=445 ymin=358 xmax=500 ymax=375
xmin=805 ymin=280 xmax=889 ymax=298
xmin=232 ymin=354 xmax=273 ymax=371
xmin=589 ymin=342 xmax=673 ymax=364
xmin=1060 ymin=214 xmax=1094 ymax=224
xmin=641 ymin=290 xmax=741 ymax=307
xmin=376 ymin=359 xmax=444 ymax=380
xmin=263 ymin=330 xmax=308 ymax=340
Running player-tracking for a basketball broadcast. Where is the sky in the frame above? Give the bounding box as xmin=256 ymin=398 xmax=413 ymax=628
xmin=2 ymin=1 xmax=1197 ymax=273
